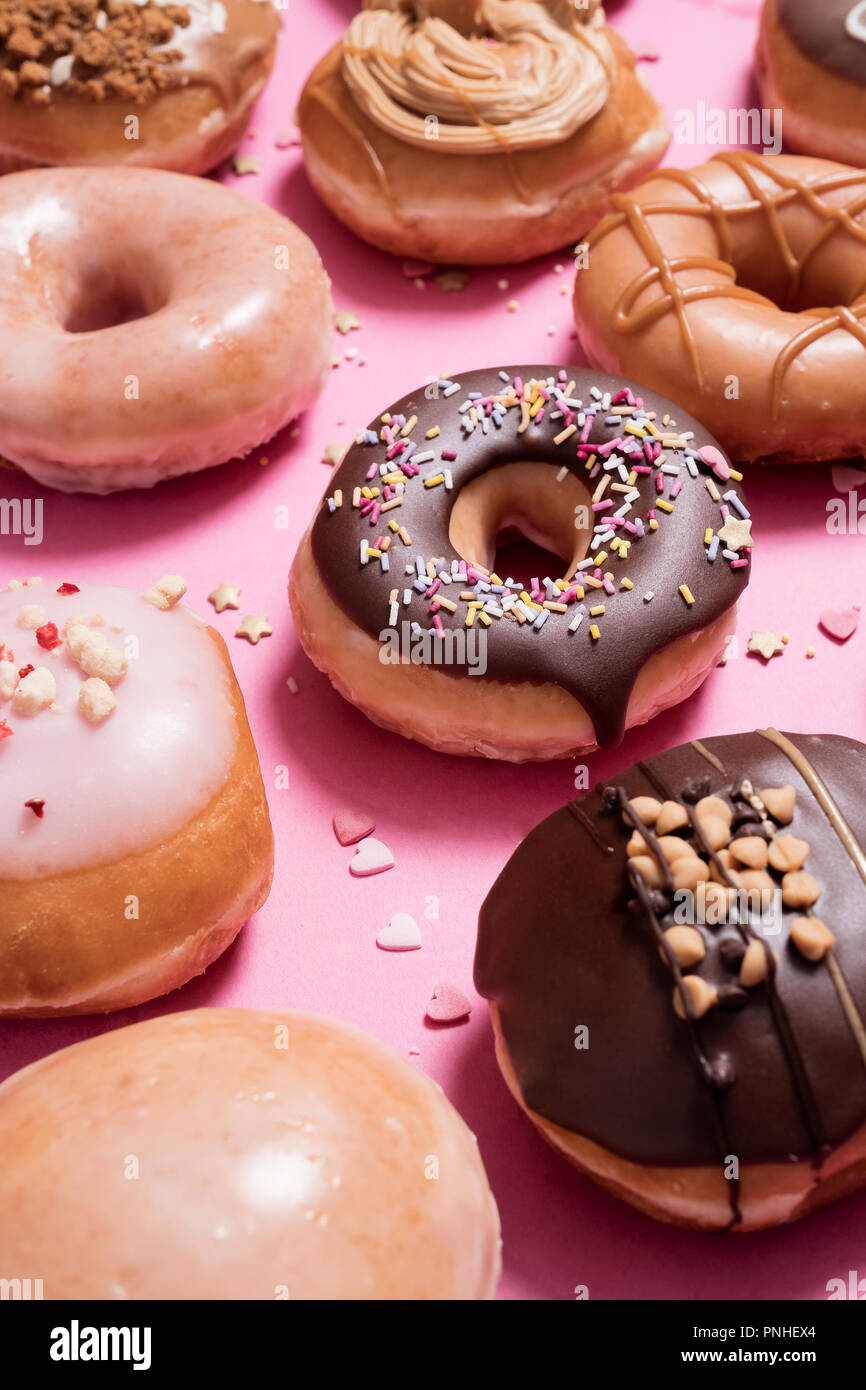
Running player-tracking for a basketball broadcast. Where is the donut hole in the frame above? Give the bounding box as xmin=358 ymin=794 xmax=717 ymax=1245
xmin=62 ymin=266 xmax=167 ymax=334
xmin=447 ymin=461 xmax=593 ymax=582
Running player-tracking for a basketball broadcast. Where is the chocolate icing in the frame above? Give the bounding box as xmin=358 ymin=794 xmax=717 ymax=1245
xmin=474 ymin=731 xmax=866 ymax=1178
xmin=310 ymin=367 xmax=750 ymax=748
xmin=779 ymin=0 xmax=866 ymax=87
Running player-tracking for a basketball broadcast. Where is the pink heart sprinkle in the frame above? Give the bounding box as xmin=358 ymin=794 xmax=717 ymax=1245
xmin=333 ymin=808 xmax=376 ymax=846
xmin=819 ymin=606 xmax=860 ymax=642
xmin=349 ymin=836 xmax=394 ymax=877
xmin=426 ymin=983 xmax=472 ymax=1023
xmin=376 ymin=913 xmax=422 ymax=951
xmin=831 ymin=464 xmax=866 ymax=493
xmin=698 ymin=444 xmax=730 ymax=481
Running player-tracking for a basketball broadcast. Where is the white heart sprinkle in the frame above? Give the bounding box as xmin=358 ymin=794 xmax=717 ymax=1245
xmin=349 ymin=836 xmax=395 ymax=877
xmin=376 ymin=913 xmax=421 ymax=951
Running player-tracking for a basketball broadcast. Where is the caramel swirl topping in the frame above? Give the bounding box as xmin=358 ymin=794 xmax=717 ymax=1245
xmin=342 ymin=0 xmax=612 ymax=154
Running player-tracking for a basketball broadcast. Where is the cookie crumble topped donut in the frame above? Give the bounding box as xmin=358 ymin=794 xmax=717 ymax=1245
xmin=0 ymin=0 xmax=281 ymax=173
xmin=290 ymin=365 xmax=752 ymax=760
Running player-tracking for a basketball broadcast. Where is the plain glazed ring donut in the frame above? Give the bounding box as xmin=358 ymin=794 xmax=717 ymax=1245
xmin=0 ymin=578 xmax=273 ymax=1016
xmin=297 ymin=0 xmax=669 ymax=264
xmin=290 ymin=365 xmax=751 ymax=761
xmin=573 ymin=152 xmax=866 ymax=465
xmin=0 ymin=0 xmax=280 ymax=175
xmin=0 ymin=166 xmax=333 ymax=494
xmin=0 ymin=1008 xmax=502 ymax=1299
xmin=756 ymin=0 xmax=866 ymax=167
xmin=475 ymin=729 xmax=866 ymax=1232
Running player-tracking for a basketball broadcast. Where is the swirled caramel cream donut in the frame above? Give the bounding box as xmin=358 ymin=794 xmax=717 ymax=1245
xmin=290 ymin=366 xmax=751 ymax=762
xmin=0 ymin=578 xmax=273 ymax=1016
xmin=297 ymin=0 xmax=669 ymax=264
xmin=0 ymin=166 xmax=333 ymax=493
xmin=757 ymin=0 xmax=866 ymax=167
xmin=0 ymin=0 xmax=280 ymax=175
xmin=574 ymin=153 xmax=866 ymax=465
xmin=476 ymin=730 xmax=866 ymax=1231
xmin=0 ymin=1008 xmax=502 ymax=1298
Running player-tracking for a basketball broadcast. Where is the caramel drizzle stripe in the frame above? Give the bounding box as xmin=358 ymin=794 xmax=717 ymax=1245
xmin=757 ymin=728 xmax=866 ymax=1078
xmin=585 ymin=152 xmax=866 ymax=419
xmin=690 ymin=739 xmax=727 ymax=775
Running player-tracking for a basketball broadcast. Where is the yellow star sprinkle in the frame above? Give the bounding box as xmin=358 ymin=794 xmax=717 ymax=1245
xmin=236 ymin=615 xmax=273 ymax=645
xmin=208 ymin=583 xmax=241 ymax=614
xmin=748 ymin=630 xmax=784 ymax=661
xmin=717 ymin=517 xmax=753 ymax=552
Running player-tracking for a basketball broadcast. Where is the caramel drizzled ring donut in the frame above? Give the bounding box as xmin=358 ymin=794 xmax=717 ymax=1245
xmin=574 ymin=153 xmax=866 ymax=463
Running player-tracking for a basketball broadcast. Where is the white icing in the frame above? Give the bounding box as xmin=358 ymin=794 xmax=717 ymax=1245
xmin=846 ymin=3 xmax=866 ymax=43
xmin=0 ymin=583 xmax=238 ymax=879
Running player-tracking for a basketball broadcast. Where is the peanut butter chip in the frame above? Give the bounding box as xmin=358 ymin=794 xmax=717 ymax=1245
xmin=782 ymin=870 xmax=821 ymax=909
xmin=655 ymin=799 xmax=690 ymax=835
xmin=767 ymin=834 xmax=810 ymax=874
xmin=695 ymin=795 xmax=733 ymax=826
xmin=696 ymin=813 xmax=731 ymax=852
xmin=711 ymin=849 xmax=742 ymax=887
xmin=661 ymin=925 xmax=706 ymax=969
xmin=790 ymin=916 xmax=835 ymax=962
xmin=657 ymin=835 xmax=697 ymax=864
xmin=629 ymin=855 xmax=665 ymax=890
xmin=672 ymin=857 xmax=711 ymax=892
xmin=739 ymin=939 xmax=771 ymax=988
xmin=760 ymin=785 xmax=796 ymax=825
xmin=673 ymin=974 xmax=717 ymax=1020
xmin=729 ymin=835 xmax=769 ymax=870
xmin=0 ymin=1 xmax=192 ymax=105
xmin=621 ymin=795 xmax=661 ymax=827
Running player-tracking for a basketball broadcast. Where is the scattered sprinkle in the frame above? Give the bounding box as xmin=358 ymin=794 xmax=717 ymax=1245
xmin=235 ymin=614 xmax=273 ymax=644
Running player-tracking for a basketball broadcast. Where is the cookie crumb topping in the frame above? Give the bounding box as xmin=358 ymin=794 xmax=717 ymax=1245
xmin=0 ymin=0 xmax=192 ymax=105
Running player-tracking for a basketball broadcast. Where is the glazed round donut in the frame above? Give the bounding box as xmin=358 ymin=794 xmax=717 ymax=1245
xmin=0 ymin=578 xmax=273 ymax=1016
xmin=290 ymin=365 xmax=751 ymax=762
xmin=573 ymin=153 xmax=866 ymax=465
xmin=756 ymin=0 xmax=866 ymax=167
xmin=297 ymin=0 xmax=669 ymax=265
xmin=0 ymin=0 xmax=280 ymax=175
xmin=0 ymin=166 xmax=333 ymax=494
xmin=0 ymin=1007 xmax=502 ymax=1299
xmin=475 ymin=730 xmax=866 ymax=1232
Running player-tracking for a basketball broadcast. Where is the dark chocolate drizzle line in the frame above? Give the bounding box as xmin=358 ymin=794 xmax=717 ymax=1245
xmin=758 ymin=728 xmax=866 ymax=1078
xmin=648 ymin=752 xmax=830 ymax=1164
xmin=620 ymin=789 xmax=742 ymax=1225
xmin=566 ymin=799 xmax=614 ymax=854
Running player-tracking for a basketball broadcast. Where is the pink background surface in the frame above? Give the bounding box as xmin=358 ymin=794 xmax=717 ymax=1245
xmin=2 ymin=0 xmax=866 ymax=1300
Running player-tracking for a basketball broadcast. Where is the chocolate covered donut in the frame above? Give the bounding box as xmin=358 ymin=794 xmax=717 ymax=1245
xmin=474 ymin=730 xmax=866 ymax=1231
xmin=757 ymin=0 xmax=866 ymax=164
xmin=290 ymin=366 xmax=751 ymax=761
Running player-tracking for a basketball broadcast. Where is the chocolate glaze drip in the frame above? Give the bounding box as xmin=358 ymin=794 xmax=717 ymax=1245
xmin=474 ymin=731 xmax=866 ymax=1167
xmin=779 ymin=0 xmax=866 ymax=87
xmin=310 ymin=366 xmax=749 ymax=749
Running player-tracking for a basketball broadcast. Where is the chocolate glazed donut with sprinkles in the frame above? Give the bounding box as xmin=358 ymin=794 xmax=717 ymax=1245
xmin=475 ymin=730 xmax=866 ymax=1231
xmin=290 ymin=366 xmax=752 ymax=761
